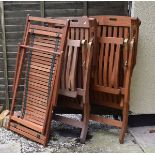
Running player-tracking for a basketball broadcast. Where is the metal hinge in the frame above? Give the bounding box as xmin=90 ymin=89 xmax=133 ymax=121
xmin=36 ymin=134 xmax=40 ymax=139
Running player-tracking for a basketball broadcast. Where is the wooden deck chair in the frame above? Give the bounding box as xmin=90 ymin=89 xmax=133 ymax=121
xmin=7 ymin=15 xmax=69 ymax=146
xmin=51 ymin=17 xmax=97 ymax=143
xmin=89 ymin=16 xmax=141 ymax=144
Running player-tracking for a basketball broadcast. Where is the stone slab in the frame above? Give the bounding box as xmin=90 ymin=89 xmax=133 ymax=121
xmin=129 ymin=126 xmax=155 ymax=152
xmin=78 ymin=129 xmax=143 ymax=153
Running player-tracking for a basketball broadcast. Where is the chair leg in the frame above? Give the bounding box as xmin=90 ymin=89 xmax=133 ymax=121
xmin=119 ymin=103 xmax=129 ymax=144
xmin=80 ymin=104 xmax=89 ymax=143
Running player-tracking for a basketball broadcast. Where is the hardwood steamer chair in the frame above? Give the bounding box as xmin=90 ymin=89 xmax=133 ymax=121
xmin=89 ymin=16 xmax=141 ymax=144
xmin=50 ymin=17 xmax=97 ymax=143
xmin=7 ymin=15 xmax=69 ymax=145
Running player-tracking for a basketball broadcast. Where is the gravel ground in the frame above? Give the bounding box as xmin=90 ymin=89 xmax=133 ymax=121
xmin=0 ymin=114 xmax=139 ymax=153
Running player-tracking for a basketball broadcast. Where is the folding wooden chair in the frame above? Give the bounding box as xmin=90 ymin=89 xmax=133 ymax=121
xmin=89 ymin=16 xmax=141 ymax=144
xmin=52 ymin=17 xmax=97 ymax=143
xmin=7 ymin=15 xmax=69 ymax=145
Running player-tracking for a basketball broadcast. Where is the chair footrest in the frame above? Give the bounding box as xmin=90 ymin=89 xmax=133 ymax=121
xmin=8 ymin=122 xmax=46 ymax=145
xmin=10 ymin=116 xmax=43 ymax=133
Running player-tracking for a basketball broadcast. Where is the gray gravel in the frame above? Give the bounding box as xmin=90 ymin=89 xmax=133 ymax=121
xmin=0 ymin=114 xmax=139 ymax=153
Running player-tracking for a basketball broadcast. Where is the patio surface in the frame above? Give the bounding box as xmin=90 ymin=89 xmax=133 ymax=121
xmin=0 ymin=115 xmax=154 ymax=153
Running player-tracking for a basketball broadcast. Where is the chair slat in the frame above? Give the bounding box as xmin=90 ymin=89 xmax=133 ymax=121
xmin=30 ymin=24 xmax=63 ymax=33
xmin=70 ymin=47 xmax=78 ymax=91
xmin=66 ymin=46 xmax=72 ymax=90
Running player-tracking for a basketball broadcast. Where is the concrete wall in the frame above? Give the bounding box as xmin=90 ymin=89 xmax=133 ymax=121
xmin=130 ymin=1 xmax=155 ymax=114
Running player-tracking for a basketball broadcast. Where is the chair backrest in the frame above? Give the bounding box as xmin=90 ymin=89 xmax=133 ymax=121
xmin=59 ymin=39 xmax=86 ymax=98
xmin=94 ymin=36 xmax=127 ymax=93
xmin=89 ymin=16 xmax=140 ymax=110
xmin=56 ymin=17 xmax=97 ymax=98
xmin=92 ymin=16 xmax=141 ymax=90
xmin=92 ymin=16 xmax=141 ymax=70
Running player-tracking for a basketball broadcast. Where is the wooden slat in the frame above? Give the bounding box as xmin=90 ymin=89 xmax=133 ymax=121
xmin=75 ymin=28 xmax=79 ymax=40
xmin=59 ymin=89 xmax=77 ymax=98
xmin=66 ymin=46 xmax=72 ymax=90
xmin=30 ymin=63 xmax=51 ymax=72
xmin=34 ymin=37 xmax=59 ymax=45
xmin=29 ymin=70 xmax=49 ymax=80
xmin=26 ymin=93 xmax=47 ymax=103
xmin=110 ymin=26 xmax=118 ymax=104
xmin=98 ymin=41 xmax=104 ymax=85
xmin=111 ymin=27 xmax=117 ymax=79
xmin=28 ymin=16 xmax=67 ymax=25
xmin=33 ymin=41 xmax=59 ymax=49
xmin=92 ymin=101 xmax=122 ymax=110
xmin=30 ymin=61 xmax=53 ymax=70
xmin=20 ymin=45 xmax=61 ymax=55
xmin=95 ymin=16 xmax=131 ymax=27
xmin=30 ymin=24 xmax=63 ymax=33
xmin=99 ymin=37 xmax=124 ymax=44
xmin=71 ymin=28 xmax=74 ymax=39
xmin=31 ymin=44 xmax=60 ymax=54
xmin=32 ymin=50 xmax=58 ymax=59
xmin=31 ymin=54 xmax=52 ymax=63
xmin=70 ymin=46 xmax=78 ymax=90
xmin=26 ymin=90 xmax=48 ymax=101
xmin=26 ymin=103 xmax=46 ymax=114
xmin=103 ymin=43 xmax=109 ymax=87
xmin=94 ymin=85 xmax=121 ymax=94
xmin=26 ymin=97 xmax=47 ymax=108
xmin=26 ymin=101 xmax=47 ymax=112
xmin=24 ymin=115 xmax=44 ymax=126
xmin=54 ymin=115 xmax=83 ymax=128
xmin=29 ymin=28 xmax=62 ymax=38
xmin=26 ymin=106 xmax=46 ymax=117
xmin=60 ymin=44 xmax=68 ymax=89
xmin=28 ymin=79 xmax=48 ymax=89
xmin=25 ymin=109 xmax=46 ymax=119
xmin=90 ymin=114 xmax=122 ymax=128
xmin=114 ymin=44 xmax=121 ymax=88
xmin=84 ymin=28 xmax=89 ymax=41
xmin=67 ymin=39 xmax=81 ymax=47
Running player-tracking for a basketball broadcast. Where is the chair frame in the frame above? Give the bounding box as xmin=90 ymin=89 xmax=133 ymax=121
xmin=52 ymin=16 xmax=97 ymax=143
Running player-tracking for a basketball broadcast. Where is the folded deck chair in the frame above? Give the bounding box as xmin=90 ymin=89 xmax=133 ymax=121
xmin=51 ymin=17 xmax=97 ymax=143
xmin=7 ymin=15 xmax=69 ymax=145
xmin=90 ymin=16 xmax=141 ymax=144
